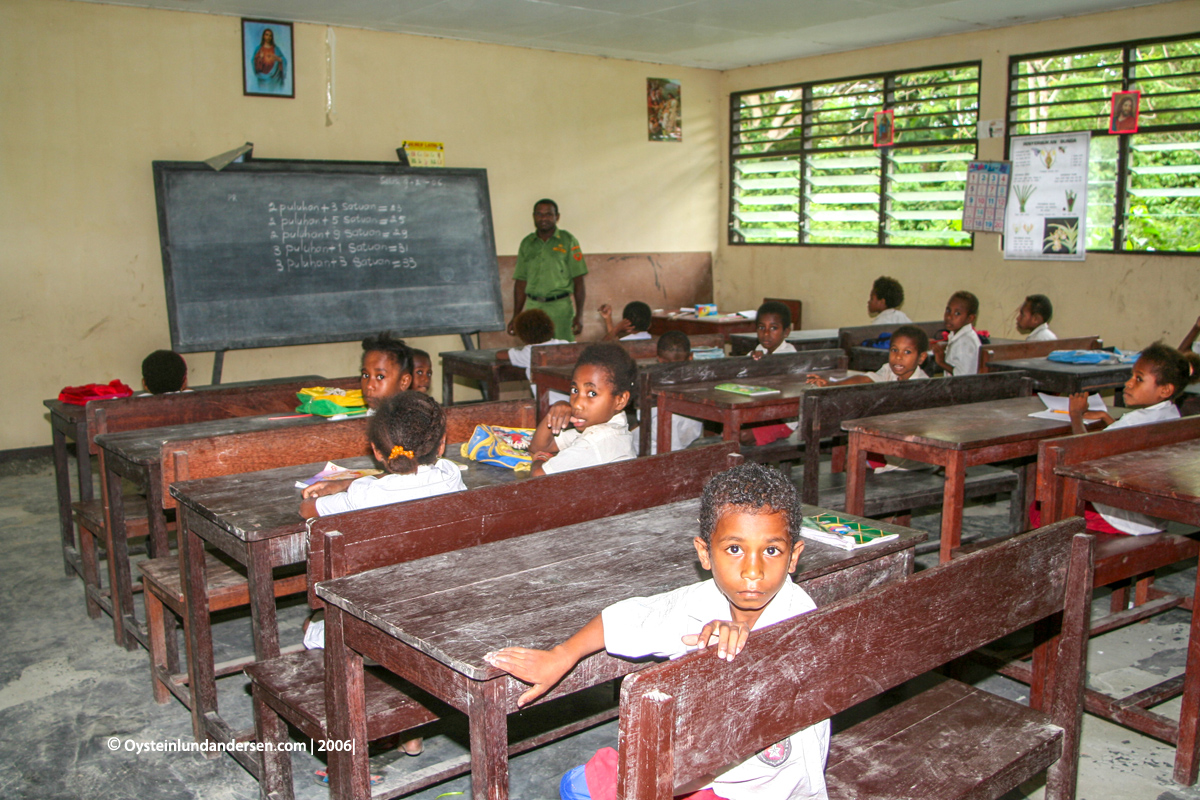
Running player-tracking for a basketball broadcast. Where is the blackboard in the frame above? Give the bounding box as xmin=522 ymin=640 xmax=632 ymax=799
xmin=152 ymin=159 xmax=504 ymax=353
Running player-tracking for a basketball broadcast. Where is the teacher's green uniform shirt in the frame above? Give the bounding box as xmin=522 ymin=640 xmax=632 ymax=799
xmin=514 ymin=228 xmax=588 ymax=342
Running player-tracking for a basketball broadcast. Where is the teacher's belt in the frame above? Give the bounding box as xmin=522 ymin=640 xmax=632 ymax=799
xmin=527 ymin=291 xmax=571 ymax=302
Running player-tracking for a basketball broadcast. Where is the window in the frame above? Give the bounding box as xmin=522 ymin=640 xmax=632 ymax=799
xmin=1009 ymin=33 xmax=1200 ymax=253
xmin=729 ymin=63 xmax=980 ymax=247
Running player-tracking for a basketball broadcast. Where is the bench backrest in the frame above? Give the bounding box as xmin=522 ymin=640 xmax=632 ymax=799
xmin=312 ymin=442 xmax=742 ymax=606
xmin=837 ymin=320 xmax=943 ymax=353
xmin=797 ymin=373 xmax=1034 ymax=502
xmin=978 ymin=336 xmax=1102 ymax=373
xmin=157 ymin=399 xmax=536 ymax=510
xmin=85 ymin=376 xmax=360 ymax=455
xmin=616 ymin=519 xmax=1093 ymax=800
xmin=1038 ymin=414 xmax=1200 ymax=523
xmin=530 ymin=335 xmax=725 ymax=368
xmin=635 ymin=349 xmax=848 ymax=455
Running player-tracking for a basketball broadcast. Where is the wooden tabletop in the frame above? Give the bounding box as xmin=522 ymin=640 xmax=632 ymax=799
xmin=658 ymin=371 xmax=845 ymax=410
xmin=841 ymin=395 xmax=1118 ymax=451
xmin=1054 ymin=438 xmax=1200 ymax=510
xmin=95 ymin=412 xmax=328 ymax=464
xmin=987 ymin=356 xmax=1132 ymax=386
xmin=440 ymin=348 xmax=517 ymax=368
xmin=170 ymin=448 xmax=526 ymax=543
xmin=317 ymin=498 xmax=923 ymax=680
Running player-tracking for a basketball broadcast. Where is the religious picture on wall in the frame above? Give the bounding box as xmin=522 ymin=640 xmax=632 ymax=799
xmin=873 ymin=109 xmax=894 ymax=147
xmin=1109 ymin=90 xmax=1140 ymax=134
xmin=243 ymin=18 xmax=294 ymax=98
xmin=648 ymin=79 xmax=682 ymax=142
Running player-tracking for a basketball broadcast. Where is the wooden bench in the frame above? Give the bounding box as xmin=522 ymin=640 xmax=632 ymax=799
xmin=838 ymin=321 xmax=944 ymax=371
xmin=616 ymin=518 xmax=1093 ymax=800
xmin=636 ymin=349 xmax=847 ymax=456
xmin=134 ymin=399 xmax=536 ymax=710
xmin=794 ymin=373 xmax=1034 ymax=537
xmin=528 ymin=334 xmax=725 ymax=368
xmin=977 ymin=336 xmax=1102 ymax=374
xmin=245 ymin=443 xmax=744 ymax=799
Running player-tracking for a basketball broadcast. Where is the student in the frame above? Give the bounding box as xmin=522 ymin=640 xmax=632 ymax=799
xmin=528 ymin=344 xmax=637 ymax=476
xmin=744 ymin=301 xmax=798 ymax=445
xmin=1178 ymin=313 xmax=1200 ymax=356
xmin=1016 ymin=294 xmax=1056 ymax=341
xmin=360 ymin=332 xmax=414 ymax=410
xmin=636 ymin=330 xmax=704 ymax=456
xmin=932 ymin=290 xmax=980 ymax=376
xmin=599 ymin=301 xmax=653 ymax=341
xmin=867 ymin=276 xmax=911 ymax=325
xmin=807 ymin=325 xmax=929 ymax=386
xmin=411 ymin=348 xmax=433 ymax=394
xmin=1066 ymin=342 xmax=1200 ymax=536
xmin=485 ymin=463 xmax=828 ymax=800
xmin=503 ymin=308 xmax=570 ymax=406
xmin=141 ymin=350 xmax=188 ymax=394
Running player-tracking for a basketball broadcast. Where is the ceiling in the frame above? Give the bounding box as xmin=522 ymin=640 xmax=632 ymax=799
xmin=77 ymin=0 xmax=1168 ymax=69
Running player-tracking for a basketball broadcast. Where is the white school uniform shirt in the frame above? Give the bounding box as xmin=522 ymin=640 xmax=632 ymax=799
xmin=944 ymin=324 xmax=981 ymax=376
xmin=313 ymin=458 xmax=467 ymax=516
xmin=508 ymin=339 xmax=570 ymax=382
xmin=1093 ymin=400 xmax=1180 ymax=535
xmin=751 ymin=341 xmax=799 ymax=430
xmin=634 ymin=407 xmax=704 ymax=456
xmin=602 ymin=579 xmax=829 ymax=800
xmin=619 ymin=331 xmax=653 ymax=341
xmin=543 ymin=411 xmax=636 ymax=474
xmin=1025 ymin=323 xmax=1057 ymax=342
xmin=872 ymin=308 xmax=911 ymax=325
xmin=868 ymin=364 xmax=929 ymax=383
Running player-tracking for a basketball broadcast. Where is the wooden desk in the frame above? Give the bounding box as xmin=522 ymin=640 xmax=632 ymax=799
xmin=655 ymin=372 xmax=843 ymax=454
xmin=440 ymin=348 xmax=528 ymax=405
xmin=649 ymin=312 xmax=756 ymax=340
xmin=728 ymin=328 xmax=838 ymax=356
xmin=843 ymin=396 xmax=1120 ymax=563
xmin=1052 ymin=439 xmax=1200 ymax=785
xmin=95 ymin=413 xmax=326 ymax=649
xmin=44 ymin=400 xmax=92 ymax=578
xmin=172 ymin=450 xmax=524 ymax=769
xmin=987 ymin=356 xmax=1132 ymax=397
xmin=317 ymin=499 xmax=923 ymax=800
xmin=530 ymin=359 xmax=657 ymax=419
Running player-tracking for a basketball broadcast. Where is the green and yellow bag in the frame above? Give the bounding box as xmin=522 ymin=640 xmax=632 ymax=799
xmin=460 ymin=424 xmax=535 ymax=471
xmin=296 ymin=386 xmax=368 ymax=417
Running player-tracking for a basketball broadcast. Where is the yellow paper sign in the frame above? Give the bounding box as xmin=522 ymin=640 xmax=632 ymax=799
xmin=402 ymin=140 xmax=445 ymax=168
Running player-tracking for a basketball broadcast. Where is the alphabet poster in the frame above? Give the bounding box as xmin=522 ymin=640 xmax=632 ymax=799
xmin=962 ymin=160 xmax=1010 ymax=232
xmin=1004 ymin=133 xmax=1090 ymax=261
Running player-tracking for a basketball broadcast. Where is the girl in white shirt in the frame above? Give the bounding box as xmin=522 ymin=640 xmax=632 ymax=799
xmin=807 ymin=325 xmax=929 ymax=386
xmin=1068 ymin=342 xmax=1200 ymax=535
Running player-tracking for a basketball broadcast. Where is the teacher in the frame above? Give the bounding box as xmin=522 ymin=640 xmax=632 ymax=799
xmin=507 ymin=199 xmax=587 ymax=341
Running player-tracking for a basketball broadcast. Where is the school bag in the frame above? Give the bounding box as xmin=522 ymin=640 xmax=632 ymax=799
xmin=460 ymin=424 xmax=535 ymax=471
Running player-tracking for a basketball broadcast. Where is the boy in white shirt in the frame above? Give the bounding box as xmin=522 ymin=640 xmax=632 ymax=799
xmin=599 ymin=300 xmax=653 ymax=341
xmin=867 ymin=276 xmax=911 ymax=325
xmin=485 ymin=463 xmax=829 ymax=800
xmin=807 ymin=325 xmax=929 ymax=386
xmin=636 ymin=331 xmax=704 ymax=455
xmin=933 ymin=290 xmax=981 ymax=376
xmin=1016 ymin=294 xmax=1057 ymax=342
xmin=746 ymin=301 xmax=798 ymax=445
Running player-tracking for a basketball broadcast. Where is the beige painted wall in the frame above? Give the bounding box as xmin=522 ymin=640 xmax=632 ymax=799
xmin=716 ymin=1 xmax=1200 ymax=349
xmin=0 ymin=0 xmax=721 ymax=450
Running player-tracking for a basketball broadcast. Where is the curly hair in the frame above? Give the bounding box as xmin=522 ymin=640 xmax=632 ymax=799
xmin=368 ymin=392 xmax=446 ymax=474
xmin=949 ymin=290 xmax=979 ymax=318
xmin=513 ymin=309 xmax=556 ymax=345
xmin=756 ymin=300 xmax=792 ymax=330
xmin=361 ymin=331 xmax=414 ymax=375
xmin=872 ymin=276 xmax=905 ymax=310
xmin=1024 ymin=294 xmax=1053 ymax=324
xmin=622 ymin=301 xmax=652 ymax=333
xmin=699 ymin=463 xmax=801 ymax=547
xmin=141 ymin=350 xmax=187 ymax=394
xmin=575 ymin=343 xmax=637 ymax=397
xmin=891 ymin=325 xmax=929 ymax=354
xmin=533 ymin=198 xmax=559 ymax=215
xmin=1138 ymin=341 xmax=1200 ymax=401
xmin=657 ymin=330 xmax=691 ymax=361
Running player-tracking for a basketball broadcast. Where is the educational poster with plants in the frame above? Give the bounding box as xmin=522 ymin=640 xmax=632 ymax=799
xmin=1004 ymin=132 xmax=1090 ymax=261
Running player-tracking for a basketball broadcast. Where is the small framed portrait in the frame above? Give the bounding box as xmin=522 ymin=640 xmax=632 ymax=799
xmin=242 ymin=19 xmax=294 ymax=98
xmin=1109 ymin=90 xmax=1140 ymax=134
xmin=873 ymin=109 xmax=895 ymax=147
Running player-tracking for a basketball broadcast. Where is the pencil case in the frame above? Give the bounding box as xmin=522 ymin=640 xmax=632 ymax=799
xmin=460 ymin=424 xmax=535 ymax=471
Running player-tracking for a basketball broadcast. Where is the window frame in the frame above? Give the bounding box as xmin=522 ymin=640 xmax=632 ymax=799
xmin=1006 ymin=31 xmax=1200 ymax=257
xmin=728 ymin=60 xmax=982 ymax=250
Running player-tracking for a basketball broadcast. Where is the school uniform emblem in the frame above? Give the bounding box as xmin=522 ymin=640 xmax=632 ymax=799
xmin=756 ymin=739 xmax=791 ymax=767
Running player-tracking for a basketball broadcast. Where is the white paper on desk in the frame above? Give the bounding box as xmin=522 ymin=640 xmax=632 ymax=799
xmin=737 ymin=310 xmax=758 ymax=319
xmin=1028 ymin=392 xmax=1106 ymax=421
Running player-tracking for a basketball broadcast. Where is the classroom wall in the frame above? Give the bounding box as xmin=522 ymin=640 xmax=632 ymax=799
xmin=0 ymin=0 xmax=721 ymax=451
xmin=715 ymin=1 xmax=1200 ymax=348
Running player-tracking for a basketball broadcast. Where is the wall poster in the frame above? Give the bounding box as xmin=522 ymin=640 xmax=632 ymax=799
xmin=1004 ymin=132 xmax=1090 ymax=261
xmin=962 ymin=160 xmax=1010 ymax=233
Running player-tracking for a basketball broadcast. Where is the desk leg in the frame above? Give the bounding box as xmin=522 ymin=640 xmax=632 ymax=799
xmin=105 ymin=465 xmax=135 ymax=649
xmin=443 ymin=368 xmax=455 ymax=406
xmin=182 ymin=516 xmax=218 ymax=748
xmin=326 ymin=607 xmax=371 ymax=800
xmin=844 ymin=432 xmax=867 ymax=516
xmin=468 ymin=679 xmax=510 ymax=800
xmin=940 ymin=451 xmax=967 ymax=563
xmin=246 ymin=542 xmax=280 ymax=660
xmin=76 ymin=419 xmax=94 ymax=503
xmin=51 ymin=424 xmax=75 ymax=577
xmin=1173 ymin=563 xmax=1200 ymax=786
xmin=481 ymin=376 xmax=496 ymax=403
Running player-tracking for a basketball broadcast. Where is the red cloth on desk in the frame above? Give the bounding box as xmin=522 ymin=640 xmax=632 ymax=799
xmin=57 ymin=380 xmax=134 ymax=405
xmin=1029 ymin=501 xmax=1124 ymax=536
xmin=750 ymin=423 xmax=793 ymax=447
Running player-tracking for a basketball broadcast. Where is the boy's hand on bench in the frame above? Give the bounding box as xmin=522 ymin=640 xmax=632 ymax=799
xmin=805 ymin=373 xmax=831 ymax=387
xmin=683 ymin=619 xmax=752 ymax=662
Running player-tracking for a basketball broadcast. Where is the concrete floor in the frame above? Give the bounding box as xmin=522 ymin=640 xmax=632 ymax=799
xmin=2 ymin=452 xmax=1198 ymax=800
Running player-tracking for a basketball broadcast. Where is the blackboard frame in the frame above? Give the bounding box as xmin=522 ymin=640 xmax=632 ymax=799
xmin=153 ymin=158 xmax=504 ymax=354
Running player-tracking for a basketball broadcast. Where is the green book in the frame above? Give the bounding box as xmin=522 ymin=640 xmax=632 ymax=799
xmin=714 ymin=382 xmax=780 ymax=397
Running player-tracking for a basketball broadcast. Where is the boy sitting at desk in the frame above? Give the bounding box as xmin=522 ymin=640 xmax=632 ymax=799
xmin=486 ymin=463 xmax=828 ymax=800
xmin=599 ymin=300 xmax=653 ymax=341
xmin=1016 ymin=294 xmax=1056 ymax=342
